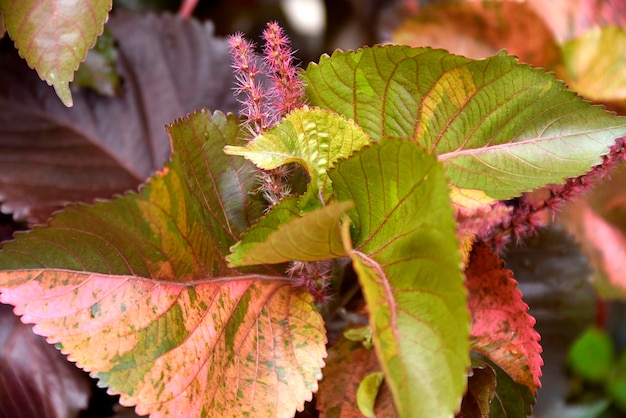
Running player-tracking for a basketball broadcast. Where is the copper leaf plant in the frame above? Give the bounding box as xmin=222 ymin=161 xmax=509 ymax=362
xmin=2 ymin=3 xmax=626 ymax=418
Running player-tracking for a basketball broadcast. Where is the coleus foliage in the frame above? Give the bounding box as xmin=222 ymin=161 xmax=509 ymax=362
xmin=1 ymin=20 xmax=626 ymax=418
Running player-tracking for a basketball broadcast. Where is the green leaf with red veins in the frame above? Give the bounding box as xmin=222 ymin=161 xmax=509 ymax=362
xmin=0 ymin=110 xmax=326 ymax=418
xmin=465 ymin=245 xmax=543 ymax=395
xmin=0 ymin=0 xmax=113 ymax=106
xmin=304 ymin=46 xmax=626 ymax=200
xmin=333 ymin=140 xmax=469 ymax=418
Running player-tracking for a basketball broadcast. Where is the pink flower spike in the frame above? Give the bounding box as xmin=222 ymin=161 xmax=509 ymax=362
xmin=228 ymin=33 xmax=268 ymax=135
xmin=262 ymin=22 xmax=305 ymax=122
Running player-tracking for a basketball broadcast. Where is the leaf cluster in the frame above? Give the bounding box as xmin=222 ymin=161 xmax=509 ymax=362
xmin=1 ymin=1 xmax=626 ymax=418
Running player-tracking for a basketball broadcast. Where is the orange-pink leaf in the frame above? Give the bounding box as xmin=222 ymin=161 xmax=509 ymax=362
xmin=0 ymin=110 xmax=326 ymax=417
xmin=465 ymin=245 xmax=543 ymax=394
xmin=0 ymin=271 xmax=325 ymax=417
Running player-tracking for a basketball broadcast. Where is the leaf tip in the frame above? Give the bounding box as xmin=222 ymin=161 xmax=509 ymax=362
xmin=52 ymin=81 xmax=73 ymax=107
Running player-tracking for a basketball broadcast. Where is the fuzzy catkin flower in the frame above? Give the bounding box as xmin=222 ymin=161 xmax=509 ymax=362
xmin=228 ymin=33 xmax=268 ymax=135
xmin=262 ymin=22 xmax=305 ymax=124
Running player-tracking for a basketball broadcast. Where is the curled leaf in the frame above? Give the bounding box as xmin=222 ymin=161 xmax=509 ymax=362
xmin=356 ymin=372 xmax=385 ymax=418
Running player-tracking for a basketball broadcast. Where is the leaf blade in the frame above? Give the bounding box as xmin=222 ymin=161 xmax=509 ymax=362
xmin=333 ymin=141 xmax=469 ymax=418
xmin=0 ymin=110 xmax=326 ymax=417
xmin=304 ymin=46 xmax=626 ymax=200
xmin=0 ymin=271 xmax=325 ymax=417
xmin=0 ymin=11 xmax=239 ymax=223
xmin=466 ymin=246 xmax=543 ymax=394
xmin=228 ymin=199 xmax=353 ymax=267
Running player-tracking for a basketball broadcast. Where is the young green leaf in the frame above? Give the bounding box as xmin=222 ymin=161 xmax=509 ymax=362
xmin=465 ymin=246 xmax=543 ymax=394
xmin=227 ymin=198 xmax=353 ymax=267
xmin=0 ymin=111 xmax=326 ymax=417
xmin=608 ymin=349 xmax=626 ymax=410
xmin=225 ymin=107 xmax=371 ymax=202
xmin=356 ymin=372 xmax=385 ymax=418
xmin=304 ymin=46 xmax=626 ymax=200
xmin=0 ymin=0 xmax=113 ymax=106
xmin=334 ymin=140 xmax=469 ymax=418
xmin=568 ymin=327 xmax=615 ymax=383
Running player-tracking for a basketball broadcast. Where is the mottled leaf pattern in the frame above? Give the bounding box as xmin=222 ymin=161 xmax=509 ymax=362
xmin=333 ymin=140 xmax=469 ymax=417
xmin=0 ymin=11 xmax=239 ymax=223
xmin=304 ymin=46 xmax=626 ymax=199
xmin=0 ymin=0 xmax=112 ymax=106
xmin=0 ymin=111 xmax=326 ymax=417
xmin=466 ymin=246 xmax=543 ymax=394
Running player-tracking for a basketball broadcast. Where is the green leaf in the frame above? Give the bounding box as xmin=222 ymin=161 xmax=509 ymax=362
xmin=304 ymin=46 xmax=626 ymax=200
xmin=471 ymin=352 xmax=534 ymax=418
xmin=356 ymin=372 xmax=385 ymax=418
xmin=225 ymin=107 xmax=371 ymax=203
xmin=334 ymin=140 xmax=469 ymax=417
xmin=569 ymin=327 xmax=615 ymax=383
xmin=608 ymin=349 xmax=626 ymax=411
xmin=228 ymin=198 xmax=352 ymax=266
xmin=344 ymin=325 xmax=374 ymax=350
xmin=0 ymin=0 xmax=113 ymax=106
xmin=0 ymin=111 xmax=326 ymax=417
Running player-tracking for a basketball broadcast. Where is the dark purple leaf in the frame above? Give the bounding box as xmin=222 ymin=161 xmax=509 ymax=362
xmin=0 ymin=304 xmax=91 ymax=418
xmin=0 ymin=10 xmax=238 ymax=223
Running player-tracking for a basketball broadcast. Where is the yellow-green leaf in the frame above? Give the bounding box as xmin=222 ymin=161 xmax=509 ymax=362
xmin=225 ymin=107 xmax=371 ymax=202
